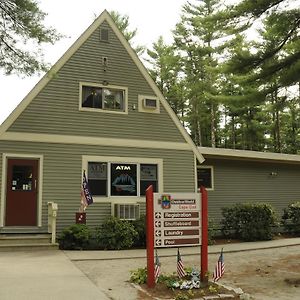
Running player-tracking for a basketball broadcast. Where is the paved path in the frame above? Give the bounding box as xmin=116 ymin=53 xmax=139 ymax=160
xmin=0 ymin=238 xmax=299 ymax=300
xmin=0 ymin=250 xmax=110 ymax=300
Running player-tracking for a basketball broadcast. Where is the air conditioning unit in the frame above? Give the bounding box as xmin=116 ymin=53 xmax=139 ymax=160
xmin=143 ymin=98 xmax=158 ymax=109
xmin=114 ymin=203 xmax=140 ymax=220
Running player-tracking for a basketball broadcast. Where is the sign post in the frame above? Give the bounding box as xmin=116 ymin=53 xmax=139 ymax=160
xmin=200 ymin=186 xmax=208 ymax=283
xmin=146 ymin=185 xmax=155 ymax=288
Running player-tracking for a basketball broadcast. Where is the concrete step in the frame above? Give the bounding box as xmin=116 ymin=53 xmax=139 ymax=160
xmin=0 ymin=234 xmax=52 ymax=245
xmin=0 ymin=243 xmax=59 ymax=251
xmin=0 ymin=234 xmax=58 ymax=251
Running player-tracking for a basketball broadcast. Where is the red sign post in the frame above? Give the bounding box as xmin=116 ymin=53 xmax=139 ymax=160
xmin=146 ymin=185 xmax=155 ymax=288
xmin=200 ymin=186 xmax=208 ymax=283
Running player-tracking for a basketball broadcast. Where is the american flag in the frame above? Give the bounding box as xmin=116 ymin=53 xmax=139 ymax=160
xmin=80 ymin=170 xmax=93 ymax=211
xmin=177 ymin=248 xmax=186 ymax=278
xmin=213 ymin=248 xmax=225 ymax=282
xmin=154 ymin=250 xmax=161 ymax=282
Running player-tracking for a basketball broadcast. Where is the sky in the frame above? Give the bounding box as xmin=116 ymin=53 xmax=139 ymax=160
xmin=0 ymin=0 xmax=188 ymax=125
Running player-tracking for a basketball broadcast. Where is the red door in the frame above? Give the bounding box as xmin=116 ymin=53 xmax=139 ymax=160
xmin=5 ymin=159 xmax=38 ymax=226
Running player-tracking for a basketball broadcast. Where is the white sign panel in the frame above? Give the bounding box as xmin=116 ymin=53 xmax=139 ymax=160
xmin=153 ymin=193 xmax=201 ymax=248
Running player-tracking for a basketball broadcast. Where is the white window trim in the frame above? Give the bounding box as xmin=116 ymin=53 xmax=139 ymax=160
xmin=138 ymin=94 xmax=160 ymax=114
xmin=82 ymin=155 xmax=163 ymax=204
xmin=0 ymin=153 xmax=44 ymax=228
xmin=79 ymin=82 xmax=128 ymax=114
xmin=197 ymin=165 xmax=214 ymax=191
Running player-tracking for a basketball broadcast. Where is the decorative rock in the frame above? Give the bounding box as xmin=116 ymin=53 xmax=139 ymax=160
xmin=203 ymin=295 xmax=220 ymax=300
xmin=218 ymin=294 xmax=235 ymax=299
xmin=240 ymin=293 xmax=251 ymax=300
xmin=233 ymin=287 xmax=244 ymax=295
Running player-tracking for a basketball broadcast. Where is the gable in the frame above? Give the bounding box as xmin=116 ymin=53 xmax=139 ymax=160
xmin=0 ymin=11 xmax=204 ymax=163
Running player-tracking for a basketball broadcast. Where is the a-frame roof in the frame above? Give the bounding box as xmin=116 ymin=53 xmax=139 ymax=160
xmin=0 ymin=10 xmax=204 ymax=163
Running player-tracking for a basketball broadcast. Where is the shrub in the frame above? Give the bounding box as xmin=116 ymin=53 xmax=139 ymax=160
xmin=221 ymin=203 xmax=278 ymax=241
xmin=95 ymin=216 xmax=138 ymax=250
xmin=131 ymin=214 xmax=146 ymax=248
xmin=129 ymin=267 xmax=147 ymax=284
xmin=58 ymin=224 xmax=92 ymax=250
xmin=282 ymin=202 xmax=300 ymax=236
xmin=208 ymin=218 xmax=217 ymax=245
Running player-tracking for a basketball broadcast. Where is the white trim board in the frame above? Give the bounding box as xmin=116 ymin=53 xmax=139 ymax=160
xmin=0 ymin=153 xmax=44 ymax=228
xmin=1 ymin=132 xmax=191 ymax=151
xmin=0 ymin=10 xmax=204 ymax=164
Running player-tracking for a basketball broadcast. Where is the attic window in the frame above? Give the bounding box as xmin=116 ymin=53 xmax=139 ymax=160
xmin=80 ymin=83 xmax=127 ymax=113
xmin=100 ymin=28 xmax=109 ymax=41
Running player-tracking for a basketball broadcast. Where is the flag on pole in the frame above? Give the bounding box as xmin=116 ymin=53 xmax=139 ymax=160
xmin=80 ymin=170 xmax=93 ymax=211
xmin=213 ymin=248 xmax=225 ymax=282
xmin=177 ymin=248 xmax=186 ymax=278
xmin=154 ymin=250 xmax=161 ymax=282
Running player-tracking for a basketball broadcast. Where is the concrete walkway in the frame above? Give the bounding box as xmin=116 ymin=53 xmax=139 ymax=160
xmin=0 ymin=250 xmax=110 ymax=300
xmin=0 ymin=238 xmax=299 ymax=300
xmin=65 ymin=237 xmax=300 ymax=261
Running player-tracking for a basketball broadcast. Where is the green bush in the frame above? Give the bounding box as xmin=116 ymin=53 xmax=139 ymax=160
xmin=282 ymin=202 xmax=300 ymax=236
xmin=221 ymin=203 xmax=278 ymax=241
xmin=58 ymin=224 xmax=92 ymax=250
xmin=131 ymin=214 xmax=146 ymax=248
xmin=95 ymin=216 xmax=138 ymax=250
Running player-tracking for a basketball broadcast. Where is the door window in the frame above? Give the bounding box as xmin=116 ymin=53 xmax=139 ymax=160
xmin=11 ymin=165 xmax=33 ymax=191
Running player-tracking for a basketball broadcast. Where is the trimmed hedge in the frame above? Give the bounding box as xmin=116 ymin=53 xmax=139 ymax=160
xmin=95 ymin=216 xmax=138 ymax=250
xmin=221 ymin=203 xmax=278 ymax=241
xmin=58 ymin=224 xmax=92 ymax=250
xmin=282 ymin=202 xmax=300 ymax=236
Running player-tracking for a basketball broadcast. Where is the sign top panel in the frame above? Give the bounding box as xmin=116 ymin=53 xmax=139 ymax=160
xmin=154 ymin=193 xmax=200 ymax=212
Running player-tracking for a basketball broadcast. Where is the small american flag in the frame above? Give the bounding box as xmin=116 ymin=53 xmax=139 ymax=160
xmin=213 ymin=248 xmax=225 ymax=282
xmin=80 ymin=170 xmax=93 ymax=211
xmin=154 ymin=250 xmax=161 ymax=282
xmin=177 ymin=248 xmax=186 ymax=278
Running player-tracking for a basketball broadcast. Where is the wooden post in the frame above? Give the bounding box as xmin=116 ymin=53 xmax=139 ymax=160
xmin=146 ymin=185 xmax=155 ymax=288
xmin=200 ymin=186 xmax=208 ymax=283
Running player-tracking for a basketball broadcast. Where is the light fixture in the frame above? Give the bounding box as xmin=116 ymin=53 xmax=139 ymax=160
xmin=269 ymin=172 xmax=278 ymax=177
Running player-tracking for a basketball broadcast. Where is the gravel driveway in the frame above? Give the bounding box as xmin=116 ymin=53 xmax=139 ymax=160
xmin=73 ymin=244 xmax=300 ymax=300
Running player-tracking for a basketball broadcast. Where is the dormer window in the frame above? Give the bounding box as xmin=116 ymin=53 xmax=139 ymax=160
xmin=80 ymin=83 xmax=128 ymax=113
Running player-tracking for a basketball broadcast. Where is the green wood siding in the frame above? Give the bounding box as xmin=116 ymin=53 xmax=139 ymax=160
xmin=0 ymin=141 xmax=195 ymax=232
xmin=202 ymin=158 xmax=300 ymax=225
xmin=8 ymin=21 xmax=185 ymax=143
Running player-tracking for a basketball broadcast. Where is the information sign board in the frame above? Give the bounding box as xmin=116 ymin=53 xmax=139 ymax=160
xmin=153 ymin=193 xmax=201 ymax=248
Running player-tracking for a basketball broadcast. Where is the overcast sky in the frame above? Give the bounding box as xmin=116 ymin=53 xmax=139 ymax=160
xmin=0 ymin=0 xmax=188 ymax=124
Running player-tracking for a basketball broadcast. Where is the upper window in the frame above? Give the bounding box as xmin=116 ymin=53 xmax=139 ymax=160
xmin=197 ymin=166 xmax=214 ymax=190
xmin=80 ymin=83 xmax=127 ymax=113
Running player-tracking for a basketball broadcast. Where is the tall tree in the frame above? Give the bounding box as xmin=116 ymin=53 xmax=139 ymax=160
xmin=146 ymin=36 xmax=186 ymax=119
xmin=173 ymin=0 xmax=224 ymax=147
xmin=0 ymin=0 xmax=61 ymax=75
xmin=213 ymin=0 xmax=300 ymax=99
xmin=110 ymin=10 xmax=145 ymax=56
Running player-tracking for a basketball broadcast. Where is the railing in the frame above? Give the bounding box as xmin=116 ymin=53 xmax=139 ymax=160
xmin=48 ymin=202 xmax=58 ymax=244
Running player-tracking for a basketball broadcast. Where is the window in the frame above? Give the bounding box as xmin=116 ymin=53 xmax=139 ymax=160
xmin=81 ymin=84 xmax=126 ymax=112
xmin=197 ymin=166 xmax=214 ymax=190
xmin=88 ymin=162 xmax=107 ymax=196
xmin=140 ymin=164 xmax=158 ymax=195
xmin=86 ymin=160 xmax=158 ymax=197
xmin=111 ymin=163 xmax=137 ymax=196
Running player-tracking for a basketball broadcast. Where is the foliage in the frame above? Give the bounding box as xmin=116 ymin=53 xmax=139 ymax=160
xmin=208 ymin=218 xmax=217 ymax=245
xmin=221 ymin=203 xmax=278 ymax=241
xmin=95 ymin=216 xmax=138 ymax=250
xmin=131 ymin=214 xmax=146 ymax=248
xmin=282 ymin=202 xmax=300 ymax=236
xmin=129 ymin=267 xmax=147 ymax=284
xmin=110 ymin=10 xmax=145 ymax=55
xmin=58 ymin=224 xmax=92 ymax=250
xmin=0 ymin=0 xmax=61 ymax=75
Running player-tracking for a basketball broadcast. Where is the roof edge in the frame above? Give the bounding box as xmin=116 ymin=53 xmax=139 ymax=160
xmin=199 ymin=146 xmax=300 ymax=163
